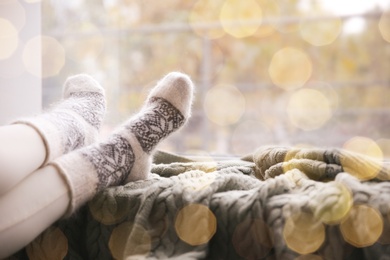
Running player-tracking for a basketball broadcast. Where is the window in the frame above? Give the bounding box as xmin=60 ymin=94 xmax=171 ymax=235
xmin=0 ymin=0 xmax=42 ymax=124
xmin=5 ymin=0 xmax=390 ymax=159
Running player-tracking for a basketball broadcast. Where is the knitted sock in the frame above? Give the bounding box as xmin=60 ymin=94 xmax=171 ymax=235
xmin=50 ymin=72 xmax=194 ymax=215
xmin=13 ymin=74 xmax=106 ymax=165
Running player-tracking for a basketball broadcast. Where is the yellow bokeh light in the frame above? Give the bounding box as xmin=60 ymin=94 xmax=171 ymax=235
xmin=0 ymin=18 xmax=19 ymax=60
xmin=287 ymin=88 xmax=332 ymax=131
xmin=204 ymin=84 xmax=246 ymax=126
xmin=0 ymin=0 xmax=26 ymax=32
xmin=232 ymin=218 xmax=273 ymax=259
xmin=26 ymin=226 xmax=68 ymax=259
xmin=269 ymin=47 xmax=312 ymax=90
xmin=219 ymin=0 xmax=263 ymax=38
xmin=341 ymin=136 xmax=383 ymax=180
xmin=88 ymin=193 xmax=130 ymax=225
xmin=376 ymin=138 xmax=390 ymax=159
xmin=343 ymin=136 xmax=383 ymax=160
xmin=310 ymin=81 xmax=339 ymax=109
xmin=340 ymin=205 xmax=383 ymax=248
xmin=253 ymin=0 xmax=280 ymax=38
xmin=175 ymin=204 xmax=216 ymax=246
xmin=283 ymin=211 xmax=325 ymax=255
xmin=314 ymin=182 xmax=353 ymax=225
xmin=63 ymin=22 xmax=105 ymax=62
xmin=109 ymin=221 xmax=151 ymax=258
xmin=273 ymin=1 xmax=299 ymax=33
xmin=189 ymin=0 xmax=226 ymax=39
xmin=106 ymin=1 xmax=140 ymax=29
xmin=379 ymin=12 xmax=390 ymax=43
xmin=23 ymin=35 xmax=65 ymax=78
xmin=299 ymin=18 xmax=342 ymax=46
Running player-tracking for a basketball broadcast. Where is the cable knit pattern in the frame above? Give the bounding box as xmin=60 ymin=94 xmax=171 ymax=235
xmin=15 ymin=146 xmax=390 ymax=259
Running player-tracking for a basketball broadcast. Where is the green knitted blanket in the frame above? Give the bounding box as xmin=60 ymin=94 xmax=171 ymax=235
xmin=11 ymin=147 xmax=390 ymax=259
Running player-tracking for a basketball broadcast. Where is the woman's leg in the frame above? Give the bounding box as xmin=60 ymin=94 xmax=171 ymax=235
xmin=0 ymin=72 xmax=194 ymax=258
xmin=0 ymin=124 xmax=46 ymax=195
xmin=0 ymin=74 xmax=106 ymax=195
xmin=0 ymin=165 xmax=70 ymax=258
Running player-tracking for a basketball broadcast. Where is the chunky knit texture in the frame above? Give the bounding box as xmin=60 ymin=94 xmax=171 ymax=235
xmin=50 ymin=72 xmax=194 ymax=216
xmin=13 ymin=74 xmax=106 ymax=165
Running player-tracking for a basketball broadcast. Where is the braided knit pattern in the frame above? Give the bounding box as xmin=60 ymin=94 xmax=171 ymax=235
xmin=13 ymin=146 xmax=390 ymax=259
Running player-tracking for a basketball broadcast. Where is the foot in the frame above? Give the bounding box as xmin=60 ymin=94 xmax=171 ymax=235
xmin=14 ymin=74 xmax=106 ymax=165
xmin=51 ymin=72 xmax=194 ymax=215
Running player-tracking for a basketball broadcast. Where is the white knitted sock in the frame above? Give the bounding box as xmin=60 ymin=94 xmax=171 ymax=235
xmin=13 ymin=74 xmax=106 ymax=165
xmin=50 ymin=72 xmax=194 ymax=215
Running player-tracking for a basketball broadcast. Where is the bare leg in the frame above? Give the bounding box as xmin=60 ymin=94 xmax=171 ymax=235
xmin=0 ymin=124 xmax=46 ymax=194
xmin=0 ymin=165 xmax=70 ymax=258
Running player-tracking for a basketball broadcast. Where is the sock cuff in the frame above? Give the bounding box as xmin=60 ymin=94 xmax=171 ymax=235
xmin=13 ymin=117 xmax=63 ymax=166
xmin=50 ymin=152 xmax=98 ymax=217
xmin=13 ymin=108 xmax=100 ymax=166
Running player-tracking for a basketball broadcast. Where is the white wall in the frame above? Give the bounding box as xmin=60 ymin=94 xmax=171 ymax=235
xmin=0 ymin=1 xmax=41 ymax=125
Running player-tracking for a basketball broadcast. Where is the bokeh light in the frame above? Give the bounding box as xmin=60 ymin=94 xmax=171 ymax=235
xmin=340 ymin=204 xmax=383 ymax=247
xmin=379 ymin=12 xmax=390 ymax=43
xmin=269 ymin=47 xmax=312 ymax=90
xmin=219 ymin=0 xmax=263 ymax=38
xmin=253 ymin=0 xmax=280 ymax=38
xmin=341 ymin=136 xmax=383 ymax=180
xmin=310 ymin=81 xmax=339 ymax=109
xmin=188 ymin=0 xmax=226 ymax=39
xmin=63 ymin=22 xmax=105 ymax=62
xmin=175 ymin=204 xmax=216 ymax=246
xmin=343 ymin=136 xmax=383 ymax=160
xmin=26 ymin=227 xmax=68 ymax=259
xmin=0 ymin=0 xmax=26 ymax=32
xmin=376 ymin=138 xmax=390 ymax=159
xmin=273 ymin=1 xmax=299 ymax=33
xmin=109 ymin=221 xmax=151 ymax=258
xmin=299 ymin=17 xmax=342 ymax=46
xmin=283 ymin=211 xmax=325 ymax=255
xmin=0 ymin=18 xmax=19 ymax=60
xmin=105 ymin=1 xmax=140 ymax=29
xmin=204 ymin=84 xmax=246 ymax=126
xmin=88 ymin=194 xmax=131 ymax=225
xmin=232 ymin=218 xmax=273 ymax=259
xmin=287 ymin=88 xmax=332 ymax=131
xmin=23 ymin=35 xmax=65 ymax=78
xmin=315 ymin=182 xmax=353 ymax=225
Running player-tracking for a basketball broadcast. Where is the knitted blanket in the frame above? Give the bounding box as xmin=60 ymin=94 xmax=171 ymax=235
xmin=11 ymin=147 xmax=390 ymax=259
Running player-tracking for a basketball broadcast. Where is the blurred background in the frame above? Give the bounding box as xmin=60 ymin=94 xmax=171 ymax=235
xmin=1 ymin=0 xmax=390 ymax=159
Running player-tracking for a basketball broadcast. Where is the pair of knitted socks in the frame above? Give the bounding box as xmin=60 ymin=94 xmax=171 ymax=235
xmin=14 ymin=72 xmax=194 ymax=216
